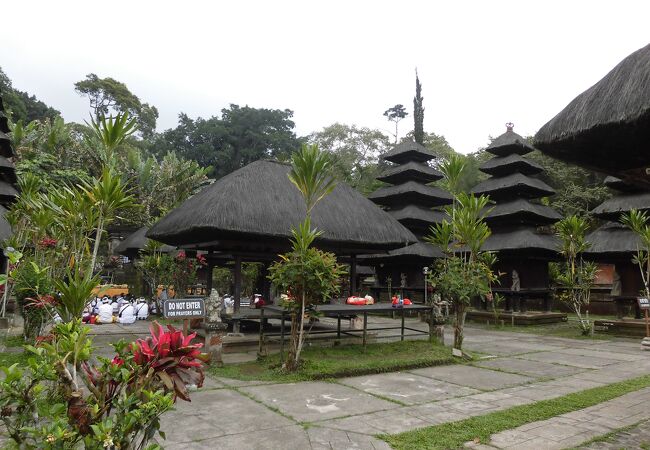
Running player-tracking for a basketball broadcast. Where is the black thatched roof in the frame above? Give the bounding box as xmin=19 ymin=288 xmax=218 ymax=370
xmin=486 ymin=125 xmax=536 ymax=156
xmin=114 ymin=226 xmax=176 ymax=256
xmin=0 ymin=181 xmax=18 ymax=204
xmin=388 ymin=205 xmax=447 ymax=227
xmin=591 ymin=192 xmax=650 ymax=220
xmin=482 ymin=227 xmax=559 ymax=256
xmin=147 ymin=160 xmax=417 ymax=254
xmin=479 ymin=153 xmax=543 ymax=176
xmin=0 ymin=205 xmax=12 ymax=242
xmin=0 ymin=157 xmax=17 ymax=184
xmin=585 ymin=222 xmax=642 ymax=257
xmin=471 ymin=172 xmax=555 ymax=200
xmin=381 ymin=140 xmax=436 ymax=164
xmin=369 ymin=181 xmax=453 ymax=208
xmin=534 ymin=43 xmax=650 ymax=186
xmin=604 ymin=176 xmax=641 ymax=193
xmin=485 ymin=199 xmax=562 ymax=226
xmin=360 ymin=241 xmax=444 ymax=265
xmin=377 ymin=161 xmax=443 ymax=184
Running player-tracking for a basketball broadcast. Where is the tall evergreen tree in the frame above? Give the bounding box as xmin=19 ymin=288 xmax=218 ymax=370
xmin=413 ymin=69 xmax=424 ymax=145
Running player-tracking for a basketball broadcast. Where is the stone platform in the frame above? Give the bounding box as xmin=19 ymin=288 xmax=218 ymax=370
xmin=466 ymin=309 xmax=567 ymax=325
xmin=594 ymin=318 xmax=650 ymax=337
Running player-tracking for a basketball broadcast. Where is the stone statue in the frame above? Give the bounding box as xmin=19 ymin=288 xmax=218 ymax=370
xmin=205 ymin=288 xmax=223 ymax=323
xmin=400 ymin=272 xmax=407 ymax=288
xmin=511 ymin=270 xmax=521 ymax=292
xmin=611 ymin=269 xmax=622 ymax=297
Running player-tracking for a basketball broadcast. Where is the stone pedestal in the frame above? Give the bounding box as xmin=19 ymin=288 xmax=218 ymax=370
xmin=642 ymin=336 xmax=650 ymax=350
xmin=201 ymin=322 xmax=228 ymax=366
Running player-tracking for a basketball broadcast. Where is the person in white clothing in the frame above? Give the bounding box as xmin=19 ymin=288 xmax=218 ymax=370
xmin=117 ymin=301 xmax=136 ymax=325
xmin=97 ymin=298 xmax=115 ymax=324
xmin=135 ymin=298 xmax=149 ymax=320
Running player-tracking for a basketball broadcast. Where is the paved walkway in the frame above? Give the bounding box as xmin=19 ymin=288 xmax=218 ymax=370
xmin=157 ymin=321 xmax=650 ymax=449
xmin=470 ymin=387 xmax=650 ymax=449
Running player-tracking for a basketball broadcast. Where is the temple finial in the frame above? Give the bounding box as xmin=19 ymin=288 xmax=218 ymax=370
xmin=506 ymin=122 xmax=514 ymax=131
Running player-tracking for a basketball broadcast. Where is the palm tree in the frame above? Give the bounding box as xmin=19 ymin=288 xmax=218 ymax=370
xmin=285 ymin=144 xmax=337 ymax=370
xmin=81 ymin=167 xmax=136 ymax=274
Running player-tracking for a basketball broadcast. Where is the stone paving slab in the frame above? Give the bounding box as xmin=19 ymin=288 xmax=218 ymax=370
xmin=160 ymin=388 xmax=294 ymax=445
xmin=554 ymin=347 xmax=641 ymax=362
xmin=240 ymin=381 xmax=399 ymax=422
xmin=410 ymin=364 xmax=534 ymax=391
xmin=580 ymin=418 xmax=650 ymax=449
xmin=474 ymin=357 xmax=587 ymax=378
xmin=307 ymin=426 xmax=392 ymax=450
xmin=165 ymin=425 xmax=312 ymax=450
xmin=338 ymin=371 xmax=479 ymax=405
xmin=516 ymin=351 xmax=621 ymax=369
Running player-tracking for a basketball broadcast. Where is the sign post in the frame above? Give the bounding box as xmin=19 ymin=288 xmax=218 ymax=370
xmin=163 ymin=298 xmax=206 ymax=335
xmin=639 ymin=298 xmax=650 ymax=337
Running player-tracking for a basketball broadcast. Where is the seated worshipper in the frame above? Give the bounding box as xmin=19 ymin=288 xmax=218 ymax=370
xmin=96 ymin=297 xmax=116 ymax=324
xmin=112 ymin=296 xmax=120 ymax=314
xmin=135 ymin=298 xmax=149 ymax=320
xmin=117 ymin=300 xmax=136 ymax=325
xmin=117 ymin=293 xmax=126 ymax=310
xmin=90 ymin=296 xmax=100 ymax=315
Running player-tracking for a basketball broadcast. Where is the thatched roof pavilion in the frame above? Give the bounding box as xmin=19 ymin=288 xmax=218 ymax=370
xmin=534 ymin=43 xmax=650 ymax=187
xmin=148 ymin=159 xmax=416 ymax=255
xmin=113 ymin=226 xmax=176 ymax=258
xmin=148 ymin=159 xmax=416 ymax=317
xmin=472 ymin=124 xmax=561 ymax=293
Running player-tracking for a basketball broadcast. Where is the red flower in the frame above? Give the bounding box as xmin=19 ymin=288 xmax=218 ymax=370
xmin=111 ymin=356 xmax=124 ymax=367
xmin=38 ymin=237 xmax=57 ymax=249
xmin=175 ymin=251 xmax=186 ymax=261
xmin=196 ymin=254 xmax=207 ymax=266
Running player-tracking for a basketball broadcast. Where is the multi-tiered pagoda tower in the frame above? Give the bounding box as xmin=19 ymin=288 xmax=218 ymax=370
xmin=471 ymin=123 xmax=561 ymax=314
xmin=365 ymin=140 xmax=452 ymax=300
xmin=0 ymin=94 xmax=18 ymax=244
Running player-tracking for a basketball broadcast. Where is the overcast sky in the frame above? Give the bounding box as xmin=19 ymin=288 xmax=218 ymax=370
xmin=2 ymin=1 xmax=649 ymax=154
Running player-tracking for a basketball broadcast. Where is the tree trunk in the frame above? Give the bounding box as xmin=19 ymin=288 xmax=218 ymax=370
xmin=294 ymin=292 xmax=307 ymax=368
xmin=453 ymin=303 xmax=466 ymax=351
xmin=284 ymin=311 xmax=300 ymax=372
xmin=90 ymin=214 xmax=104 ymax=274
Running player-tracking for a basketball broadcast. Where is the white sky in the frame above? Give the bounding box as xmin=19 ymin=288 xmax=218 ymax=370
xmin=1 ymin=0 xmax=649 ymax=154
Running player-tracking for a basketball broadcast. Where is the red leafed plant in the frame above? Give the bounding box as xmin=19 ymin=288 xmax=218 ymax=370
xmin=131 ymin=322 xmax=207 ymax=401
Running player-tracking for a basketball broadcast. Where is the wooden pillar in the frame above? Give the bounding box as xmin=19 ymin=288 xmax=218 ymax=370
xmin=350 ymin=254 xmax=357 ymax=297
xmin=261 ymin=262 xmax=271 ymax=303
xmin=234 ymin=255 xmax=242 ymax=313
xmin=206 ymin=260 xmax=214 ymax=294
xmin=233 ymin=255 xmax=242 ymax=334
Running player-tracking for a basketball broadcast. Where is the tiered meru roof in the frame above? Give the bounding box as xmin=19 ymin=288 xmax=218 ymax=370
xmin=472 ymin=124 xmax=560 ymax=255
xmin=363 ymin=140 xmax=452 ymax=264
xmin=586 ymin=177 xmax=649 ymax=256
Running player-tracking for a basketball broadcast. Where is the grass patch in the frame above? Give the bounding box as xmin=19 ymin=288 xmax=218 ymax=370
xmin=209 ymin=340 xmax=455 ymax=383
xmin=381 ymin=374 xmax=650 ymax=450
xmin=0 ymin=335 xmax=25 ymax=348
xmin=0 ymin=350 xmax=29 ymax=367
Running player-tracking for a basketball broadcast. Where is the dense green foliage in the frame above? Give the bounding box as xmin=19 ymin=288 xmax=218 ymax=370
xmin=0 ymin=67 xmax=60 ymax=123
xmin=75 ymin=73 xmax=159 ymax=138
xmin=381 ymin=374 xmax=650 ymax=449
xmin=152 ymin=105 xmax=301 ymax=179
xmin=413 ymin=72 xmax=425 ymax=145
xmin=309 ymin=123 xmax=389 ymax=195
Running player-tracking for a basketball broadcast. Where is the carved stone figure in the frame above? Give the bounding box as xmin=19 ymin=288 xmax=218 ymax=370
xmin=611 ymin=269 xmax=622 ymax=297
xmin=400 ymin=272 xmax=407 ymax=288
xmin=205 ymin=288 xmax=223 ymax=323
xmin=511 ymin=270 xmax=521 ymax=292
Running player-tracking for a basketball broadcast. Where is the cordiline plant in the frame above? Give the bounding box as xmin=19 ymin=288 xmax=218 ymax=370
xmin=554 ymin=215 xmax=598 ymax=335
xmin=621 ymin=209 xmax=650 ymax=299
xmin=427 ymin=193 xmax=495 ymax=352
xmin=0 ymin=320 xmax=206 ymax=448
